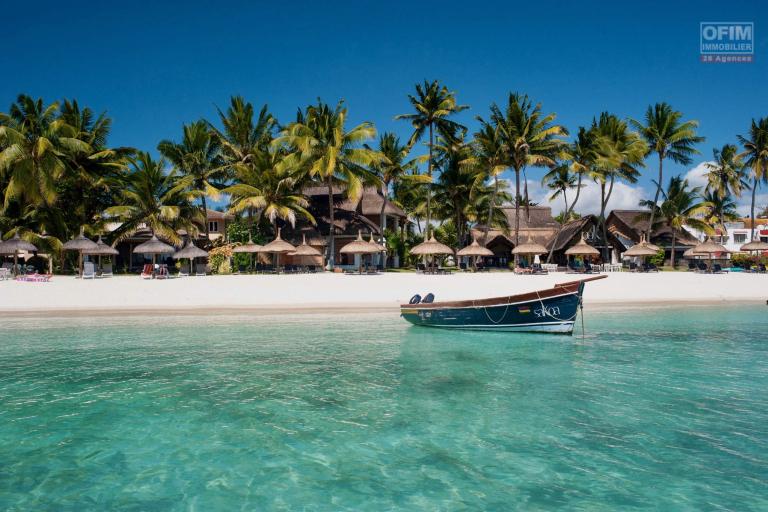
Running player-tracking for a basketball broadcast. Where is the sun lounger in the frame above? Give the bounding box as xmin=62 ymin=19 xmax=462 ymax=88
xmin=712 ymin=263 xmax=727 ymax=274
xmin=178 ymin=263 xmax=190 ymax=277
xmin=100 ymin=263 xmax=113 ymax=277
xmin=15 ymin=273 xmax=52 ymax=282
xmin=140 ymin=264 xmax=153 ymax=279
xmin=195 ymin=263 xmax=207 ymax=276
xmin=0 ymin=268 xmax=9 ymax=280
xmin=82 ymin=262 xmax=96 ymax=279
xmin=156 ymin=264 xmax=170 ymax=279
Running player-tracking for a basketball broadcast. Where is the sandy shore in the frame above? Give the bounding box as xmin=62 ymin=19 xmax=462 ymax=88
xmin=0 ymin=271 xmax=765 ymax=316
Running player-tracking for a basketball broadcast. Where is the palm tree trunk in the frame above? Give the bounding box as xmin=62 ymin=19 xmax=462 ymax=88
xmin=327 ymin=179 xmax=335 ymax=269
xmin=483 ymin=175 xmax=498 ymax=245
xmin=514 ymin=167 xmax=521 ymax=265
xmin=426 ymin=123 xmax=433 ymax=238
xmin=670 ymin=230 xmax=676 ymax=268
xmin=602 ymin=176 xmax=616 ymax=263
xmin=379 ymin=180 xmax=388 ymax=268
xmin=647 ymin=153 xmax=664 ymax=238
xmin=600 ymin=182 xmax=608 ymax=262
xmin=750 ymin=176 xmax=758 ymax=241
xmin=547 ymin=193 xmax=569 ymax=264
xmin=201 ymin=195 xmax=210 ymax=241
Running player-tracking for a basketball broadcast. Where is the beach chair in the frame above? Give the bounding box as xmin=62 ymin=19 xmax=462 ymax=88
xmin=687 ymin=261 xmax=697 ymax=271
xmin=307 ymin=265 xmax=317 ymax=273
xmin=82 ymin=262 xmax=96 ymax=279
xmin=0 ymin=268 xmax=9 ymax=280
xmin=195 ymin=263 xmax=207 ymax=276
xmin=696 ymin=262 xmax=708 ymax=273
xmin=140 ymin=264 xmax=153 ymax=279
xmin=100 ymin=263 xmax=113 ymax=277
xmin=759 ymin=263 xmax=767 ymax=274
xmin=178 ymin=263 xmax=190 ymax=277
xmin=416 ymin=263 xmax=426 ymax=274
xmin=531 ymin=263 xmax=548 ymax=275
xmin=584 ymin=261 xmax=598 ymax=274
xmin=712 ymin=263 xmax=726 ymax=274
xmin=156 ymin=264 xmax=170 ymax=279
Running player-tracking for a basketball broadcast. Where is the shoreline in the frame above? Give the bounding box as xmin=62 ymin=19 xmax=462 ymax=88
xmin=1 ymin=272 xmax=765 ymax=318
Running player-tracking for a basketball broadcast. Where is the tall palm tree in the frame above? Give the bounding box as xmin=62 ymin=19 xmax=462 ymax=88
xmin=489 ymin=93 xmax=568 ymax=261
xmin=631 ymin=103 xmax=704 ymax=237
xmin=278 ymin=100 xmax=380 ymax=269
xmin=542 ymin=162 xmax=580 ymax=262
xmin=639 ymin=176 xmax=710 ymax=268
xmin=223 ymin=150 xmax=314 ymax=231
xmin=592 ymin=113 xmax=647 ymax=261
xmin=158 ymin=120 xmax=225 ymax=240
xmin=737 ymin=118 xmax=768 ymax=241
xmin=700 ymin=189 xmax=740 ymax=241
xmin=704 ymin=144 xmax=747 ymax=200
xmin=366 ymin=132 xmax=424 ymax=246
xmin=210 ymin=96 xmax=276 ymax=165
xmin=0 ymin=95 xmax=88 ymax=208
xmin=461 ymin=122 xmax=507 ymax=244
xmin=104 ymin=152 xmax=202 ymax=245
xmin=396 ymin=80 xmax=468 ymax=238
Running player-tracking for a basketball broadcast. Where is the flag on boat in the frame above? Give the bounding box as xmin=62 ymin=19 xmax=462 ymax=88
xmin=518 ymin=306 xmax=531 ymax=314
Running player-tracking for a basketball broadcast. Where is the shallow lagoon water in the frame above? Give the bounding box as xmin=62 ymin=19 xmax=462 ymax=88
xmin=1 ymin=305 xmax=767 ymax=510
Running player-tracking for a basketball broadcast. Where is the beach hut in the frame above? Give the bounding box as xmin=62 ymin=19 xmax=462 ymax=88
xmin=232 ymin=236 xmax=263 ymax=271
xmin=0 ymin=233 xmax=38 ymax=276
xmin=133 ymin=234 xmax=176 ymax=270
xmin=340 ymin=231 xmax=380 ymax=273
xmin=457 ymin=237 xmax=493 ymax=270
xmin=62 ymin=229 xmax=99 ymax=277
xmin=410 ymin=235 xmax=454 ymax=273
xmin=259 ymin=228 xmax=296 ymax=270
xmin=691 ymin=237 xmax=729 ymax=272
xmin=84 ymin=236 xmax=119 ymax=275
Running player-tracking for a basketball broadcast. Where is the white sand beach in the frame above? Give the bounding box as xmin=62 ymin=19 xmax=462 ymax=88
xmin=1 ymin=271 xmax=765 ymax=315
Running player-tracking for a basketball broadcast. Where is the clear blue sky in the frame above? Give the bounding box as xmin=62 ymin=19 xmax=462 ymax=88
xmin=2 ymin=0 xmax=766 ymax=212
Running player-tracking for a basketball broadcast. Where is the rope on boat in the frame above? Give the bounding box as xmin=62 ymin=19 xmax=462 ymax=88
xmin=533 ymin=289 xmax=579 ymax=324
xmin=481 ymin=301 xmax=511 ymax=324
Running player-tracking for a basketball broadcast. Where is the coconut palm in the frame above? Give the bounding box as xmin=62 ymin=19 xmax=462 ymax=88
xmin=158 ymin=120 xmax=226 ymax=240
xmin=700 ymin=189 xmax=740 ymax=241
xmin=488 ymin=93 xmax=567 ymax=260
xmin=277 ymin=100 xmax=380 ymax=269
xmin=0 ymin=95 xmax=89 ymax=208
xmin=639 ymin=176 xmax=710 ymax=268
xmin=704 ymin=144 xmax=747 ymax=201
xmin=592 ymin=113 xmax=647 ymax=261
xmin=461 ymin=121 xmax=507 ymax=243
xmin=223 ymin=149 xmax=314 ymax=231
xmin=210 ymin=96 xmax=276 ymax=165
xmin=104 ymin=152 xmax=202 ymax=244
xmin=542 ymin=162 xmax=580 ymax=262
xmin=737 ymin=118 xmax=768 ymax=241
xmin=396 ymin=80 xmax=468 ymax=238
xmin=631 ymin=103 xmax=704 ymax=237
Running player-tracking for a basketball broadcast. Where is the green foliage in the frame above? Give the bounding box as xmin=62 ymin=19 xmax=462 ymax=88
xmin=648 ymin=249 xmax=665 ymax=267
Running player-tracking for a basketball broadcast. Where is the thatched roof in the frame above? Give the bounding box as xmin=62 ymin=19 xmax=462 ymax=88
xmin=133 ymin=235 xmax=176 ymax=255
xmin=291 ymin=235 xmax=322 ymax=257
xmin=692 ymin=238 xmax=729 ymax=254
xmin=457 ymin=238 xmax=494 ymax=257
xmin=740 ymin=240 xmax=768 ymax=251
xmin=232 ymin=237 xmax=263 ymax=253
xmin=410 ymin=235 xmax=454 ymax=255
xmin=623 ymin=241 xmax=658 ymax=257
xmin=564 ymin=235 xmax=600 ymax=256
xmin=607 ymin=210 xmax=699 ymax=247
xmin=366 ymin=233 xmax=387 ymax=253
xmin=0 ymin=233 xmax=38 ymax=254
xmin=62 ymin=231 xmax=99 ymax=252
xmin=304 ymin=186 xmax=406 ymax=218
xmin=512 ymin=237 xmax=547 ymax=255
xmin=173 ymin=241 xmax=208 ymax=259
xmin=84 ymin=236 xmax=119 ymax=255
xmin=340 ymin=231 xmax=380 ymax=254
xmin=260 ymin=228 xmax=296 ymax=253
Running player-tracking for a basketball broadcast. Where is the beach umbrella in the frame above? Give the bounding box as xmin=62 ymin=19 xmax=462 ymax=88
xmin=0 ymin=232 xmax=38 ymax=276
xmin=84 ymin=236 xmax=119 ymax=273
xmin=367 ymin=232 xmax=387 ymax=253
xmin=457 ymin=237 xmax=493 ymax=270
xmin=232 ymin=236 xmax=263 ymax=271
xmin=623 ymin=241 xmax=659 ymax=257
xmin=62 ymin=229 xmax=99 ymax=277
xmin=683 ymin=247 xmax=704 ymax=258
xmin=740 ymin=240 xmax=768 ymax=252
xmin=564 ymin=234 xmax=600 ymax=256
xmin=340 ymin=231 xmax=380 ymax=273
xmin=512 ymin=237 xmax=547 ymax=256
xmin=410 ymin=235 xmax=454 ymax=273
xmin=289 ymin=234 xmax=322 ymax=268
xmin=173 ymin=240 xmax=208 ymax=275
xmin=258 ymin=228 xmax=296 ymax=269
xmin=133 ymin=234 xmax=176 ymax=266
xmin=691 ymin=237 xmax=729 ymax=272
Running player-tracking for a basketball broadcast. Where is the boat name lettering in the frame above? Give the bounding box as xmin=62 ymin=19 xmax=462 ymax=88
xmin=534 ymin=305 xmax=560 ymax=318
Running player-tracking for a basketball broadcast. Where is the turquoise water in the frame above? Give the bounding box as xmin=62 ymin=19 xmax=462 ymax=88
xmin=1 ymin=306 xmax=767 ymax=511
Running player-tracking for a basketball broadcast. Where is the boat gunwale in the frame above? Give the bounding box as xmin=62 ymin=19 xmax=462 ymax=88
xmin=399 ymin=275 xmax=606 ymax=310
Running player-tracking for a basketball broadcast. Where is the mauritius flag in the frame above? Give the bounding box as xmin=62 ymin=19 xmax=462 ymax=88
xmin=518 ymin=306 xmax=531 ymax=314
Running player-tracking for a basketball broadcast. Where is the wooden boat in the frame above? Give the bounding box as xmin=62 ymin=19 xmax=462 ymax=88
xmin=400 ymin=275 xmax=606 ymax=334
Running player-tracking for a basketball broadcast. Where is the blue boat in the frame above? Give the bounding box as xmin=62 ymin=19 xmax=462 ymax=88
xmin=400 ymin=275 xmax=606 ymax=334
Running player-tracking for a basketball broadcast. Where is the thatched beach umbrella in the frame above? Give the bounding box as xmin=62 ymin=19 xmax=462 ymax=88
xmin=457 ymin=237 xmax=493 ymax=270
xmin=411 ymin=235 xmax=453 ymax=272
xmin=341 ymin=231 xmax=380 ymax=273
xmin=564 ymin=235 xmax=600 ymax=257
xmin=173 ymin=240 xmax=208 ymax=275
xmin=512 ymin=237 xmax=547 ymax=256
xmin=740 ymin=240 xmax=768 ymax=253
xmin=133 ymin=234 xmax=175 ymax=266
xmin=232 ymin=236 xmax=263 ymax=270
xmin=0 ymin=233 xmax=38 ymax=275
xmin=259 ymin=228 xmax=296 ymax=269
xmin=84 ymin=236 xmax=119 ymax=272
xmin=683 ymin=247 xmax=703 ymax=258
xmin=290 ymin=234 xmax=322 ymax=268
xmin=692 ymin=237 xmax=729 ymax=272
xmin=367 ymin=232 xmax=387 ymax=253
xmin=62 ymin=229 xmax=99 ymax=277
xmin=624 ymin=237 xmax=659 ymax=269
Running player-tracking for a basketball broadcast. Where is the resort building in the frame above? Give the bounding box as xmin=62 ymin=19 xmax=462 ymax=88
xmin=606 ymin=210 xmax=699 ymax=264
xmin=471 ymin=206 xmax=560 ymax=267
xmin=205 ymin=209 xmax=234 ymax=241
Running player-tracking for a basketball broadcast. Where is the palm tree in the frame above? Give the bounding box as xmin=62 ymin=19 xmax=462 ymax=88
xmin=210 ymin=96 xmax=276 ymax=165
xmin=461 ymin=122 xmax=507 ymax=244
xmin=366 ymin=132 xmax=424 ymax=248
xmin=104 ymin=152 xmax=202 ymax=245
xmin=639 ymin=177 xmax=710 ymax=268
xmin=542 ymin=162 xmax=580 ymax=262
xmin=631 ymin=103 xmax=704 ymax=237
xmin=488 ymin=93 xmax=567 ymax=261
xmin=278 ymin=100 xmax=380 ymax=269
xmin=704 ymin=144 xmax=747 ymax=200
xmin=592 ymin=113 xmax=647 ymax=261
xmin=700 ymin=189 xmax=740 ymax=241
xmin=223 ymin=150 xmax=314 ymax=231
xmin=158 ymin=120 xmax=225 ymax=240
xmin=0 ymin=95 xmax=88 ymax=208
xmin=737 ymin=118 xmax=768 ymax=241
xmin=396 ymin=80 xmax=468 ymax=238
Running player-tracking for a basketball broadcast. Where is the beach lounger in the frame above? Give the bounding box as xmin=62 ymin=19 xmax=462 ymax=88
xmin=100 ymin=263 xmax=113 ymax=277
xmin=195 ymin=263 xmax=207 ymax=276
xmin=156 ymin=264 xmax=170 ymax=279
xmin=712 ymin=264 xmax=727 ymax=274
xmin=82 ymin=262 xmax=96 ymax=279
xmin=140 ymin=264 xmax=154 ymax=279
xmin=759 ymin=264 xmax=767 ymax=274
xmin=15 ymin=273 xmax=52 ymax=282
xmin=178 ymin=263 xmax=190 ymax=277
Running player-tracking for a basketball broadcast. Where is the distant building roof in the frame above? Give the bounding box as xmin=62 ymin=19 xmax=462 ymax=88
xmin=607 ymin=210 xmax=698 ymax=247
xmin=206 ymin=209 xmax=234 ymax=220
xmin=499 ymin=205 xmax=559 ymax=230
xmin=303 ymin=185 xmax=406 ymax=218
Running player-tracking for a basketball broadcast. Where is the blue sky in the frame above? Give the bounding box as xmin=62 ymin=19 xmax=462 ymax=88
xmin=2 ymin=1 xmax=766 ymax=213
